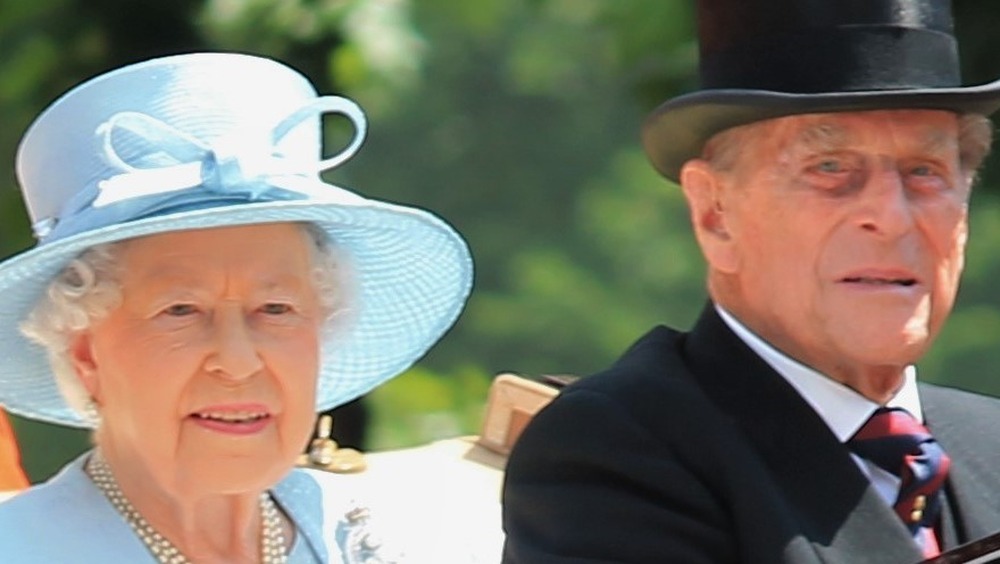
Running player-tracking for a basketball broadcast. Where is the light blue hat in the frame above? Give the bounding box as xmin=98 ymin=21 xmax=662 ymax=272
xmin=0 ymin=52 xmax=473 ymax=427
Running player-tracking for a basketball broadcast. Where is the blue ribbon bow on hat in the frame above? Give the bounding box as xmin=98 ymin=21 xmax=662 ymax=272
xmin=34 ymin=96 xmax=367 ymax=243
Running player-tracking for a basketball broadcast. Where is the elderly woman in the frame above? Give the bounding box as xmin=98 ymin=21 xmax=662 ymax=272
xmin=0 ymin=53 xmax=472 ymax=562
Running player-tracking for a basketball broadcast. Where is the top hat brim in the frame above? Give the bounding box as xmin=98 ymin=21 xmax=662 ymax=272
xmin=642 ymin=79 xmax=1000 ymax=183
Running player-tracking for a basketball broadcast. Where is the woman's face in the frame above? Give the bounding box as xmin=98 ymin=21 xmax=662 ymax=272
xmin=70 ymin=223 xmax=324 ymax=496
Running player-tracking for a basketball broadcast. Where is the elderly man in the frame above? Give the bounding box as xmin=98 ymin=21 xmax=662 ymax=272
xmin=502 ymin=1 xmax=1000 ymax=562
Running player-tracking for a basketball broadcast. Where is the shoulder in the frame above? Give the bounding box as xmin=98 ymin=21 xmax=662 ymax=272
xmin=581 ymin=324 xmax=688 ymax=390
xmin=505 ymin=323 xmax=736 ymax=502
xmin=921 ymin=383 xmax=1000 ymax=448
xmin=0 ymin=458 xmax=88 ymax=527
xmin=502 ymin=326 xmax=746 ymax=562
xmin=0 ymin=484 xmax=75 ymax=561
xmin=504 ymin=320 xmax=755 ymax=495
xmin=274 ymin=467 xmax=369 ymax=526
xmin=0 ymin=456 xmax=144 ymax=563
xmin=921 ymin=382 xmax=1000 ymax=416
xmin=922 ymin=382 xmax=1000 ymax=444
xmin=515 ymin=324 xmax=712 ymax=454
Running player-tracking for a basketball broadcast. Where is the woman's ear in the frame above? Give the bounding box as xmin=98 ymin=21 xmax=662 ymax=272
xmin=679 ymin=159 xmax=739 ymax=274
xmin=68 ymin=332 xmax=101 ymax=400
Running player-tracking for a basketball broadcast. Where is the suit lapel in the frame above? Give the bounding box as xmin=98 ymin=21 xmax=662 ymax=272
xmin=921 ymin=385 xmax=1000 ymax=547
xmin=681 ymin=306 xmax=924 ymax=563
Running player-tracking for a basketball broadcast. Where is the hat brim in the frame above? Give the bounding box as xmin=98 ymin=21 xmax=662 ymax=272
xmin=0 ymin=187 xmax=473 ymax=428
xmin=642 ymin=79 xmax=1000 ymax=182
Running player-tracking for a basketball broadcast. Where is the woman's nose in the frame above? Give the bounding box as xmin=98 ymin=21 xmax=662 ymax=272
xmin=203 ymin=306 xmax=263 ymax=380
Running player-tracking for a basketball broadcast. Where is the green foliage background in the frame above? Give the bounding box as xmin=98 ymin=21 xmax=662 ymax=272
xmin=3 ymin=0 xmax=1000 ymax=482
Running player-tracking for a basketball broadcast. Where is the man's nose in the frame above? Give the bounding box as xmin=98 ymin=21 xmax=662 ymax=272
xmin=854 ymin=167 xmax=915 ymax=238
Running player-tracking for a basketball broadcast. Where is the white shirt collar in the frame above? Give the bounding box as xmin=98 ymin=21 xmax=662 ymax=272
xmin=714 ymin=305 xmax=924 ymax=442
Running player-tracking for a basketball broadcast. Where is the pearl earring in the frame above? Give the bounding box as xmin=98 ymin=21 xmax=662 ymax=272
xmin=84 ymin=398 xmax=101 ymax=426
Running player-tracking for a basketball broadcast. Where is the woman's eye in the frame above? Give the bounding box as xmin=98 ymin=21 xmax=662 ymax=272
xmin=260 ymin=303 xmax=293 ymax=315
xmin=163 ymin=304 xmax=198 ymax=316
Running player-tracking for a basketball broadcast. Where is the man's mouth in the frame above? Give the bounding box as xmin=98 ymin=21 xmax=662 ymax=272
xmin=841 ymin=276 xmax=917 ymax=287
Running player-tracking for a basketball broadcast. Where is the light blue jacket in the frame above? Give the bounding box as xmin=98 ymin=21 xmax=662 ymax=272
xmin=0 ymin=452 xmax=375 ymax=563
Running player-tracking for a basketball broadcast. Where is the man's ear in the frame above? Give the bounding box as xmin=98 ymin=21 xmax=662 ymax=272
xmin=679 ymin=159 xmax=739 ymax=274
xmin=68 ymin=332 xmax=100 ymax=400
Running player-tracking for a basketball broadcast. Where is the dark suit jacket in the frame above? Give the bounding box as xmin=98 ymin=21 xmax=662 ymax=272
xmin=501 ymin=306 xmax=1000 ymax=563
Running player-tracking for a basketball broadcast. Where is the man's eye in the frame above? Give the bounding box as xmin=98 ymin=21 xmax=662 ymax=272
xmin=909 ymin=165 xmax=934 ymax=176
xmin=163 ymin=304 xmax=198 ymax=316
xmin=260 ymin=303 xmax=293 ymax=315
xmin=816 ymin=160 xmax=844 ymax=173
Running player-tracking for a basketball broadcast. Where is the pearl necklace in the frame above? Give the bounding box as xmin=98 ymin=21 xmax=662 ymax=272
xmin=85 ymin=453 xmax=288 ymax=563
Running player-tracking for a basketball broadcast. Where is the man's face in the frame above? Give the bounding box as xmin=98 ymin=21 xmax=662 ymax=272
xmin=693 ymin=110 xmax=972 ymax=388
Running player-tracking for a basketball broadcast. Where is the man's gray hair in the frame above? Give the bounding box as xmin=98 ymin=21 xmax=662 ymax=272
xmin=19 ymin=223 xmax=351 ymax=420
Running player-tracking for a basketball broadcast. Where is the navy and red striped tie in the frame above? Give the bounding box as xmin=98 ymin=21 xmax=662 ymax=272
xmin=848 ymin=407 xmax=950 ymax=557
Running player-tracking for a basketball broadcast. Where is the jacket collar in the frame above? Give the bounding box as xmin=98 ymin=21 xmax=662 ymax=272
xmin=680 ymin=304 xmax=926 ymax=562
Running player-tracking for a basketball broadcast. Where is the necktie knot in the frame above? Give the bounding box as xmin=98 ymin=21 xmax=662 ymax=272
xmin=848 ymin=407 xmax=951 ymax=535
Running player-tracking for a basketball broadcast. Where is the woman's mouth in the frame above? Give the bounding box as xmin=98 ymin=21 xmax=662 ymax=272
xmin=189 ymin=407 xmax=272 ymax=435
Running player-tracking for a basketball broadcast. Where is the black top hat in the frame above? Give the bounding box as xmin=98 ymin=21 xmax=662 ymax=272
xmin=642 ymin=0 xmax=1000 ymax=182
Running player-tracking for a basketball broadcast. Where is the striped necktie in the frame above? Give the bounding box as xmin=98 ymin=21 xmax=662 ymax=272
xmin=848 ymin=407 xmax=950 ymax=557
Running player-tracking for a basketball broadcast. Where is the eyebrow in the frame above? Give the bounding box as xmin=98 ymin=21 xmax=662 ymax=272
xmin=132 ymin=268 xmax=309 ymax=294
xmin=791 ymin=120 xmax=957 ymax=156
xmin=793 ymin=122 xmax=852 ymax=154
